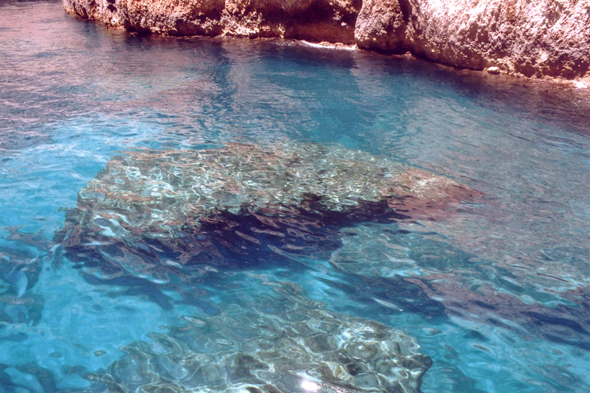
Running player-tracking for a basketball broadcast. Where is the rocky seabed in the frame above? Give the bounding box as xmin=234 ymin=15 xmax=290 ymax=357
xmin=48 ymin=142 xmax=479 ymax=391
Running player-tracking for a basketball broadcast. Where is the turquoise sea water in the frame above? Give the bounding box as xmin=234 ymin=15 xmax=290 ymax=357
xmin=1 ymin=1 xmax=590 ymax=391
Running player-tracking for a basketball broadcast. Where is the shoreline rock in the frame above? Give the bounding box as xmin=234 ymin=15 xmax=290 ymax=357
xmin=63 ymin=0 xmax=590 ymax=81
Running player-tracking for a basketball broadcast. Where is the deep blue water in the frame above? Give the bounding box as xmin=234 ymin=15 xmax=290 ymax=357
xmin=1 ymin=1 xmax=590 ymax=392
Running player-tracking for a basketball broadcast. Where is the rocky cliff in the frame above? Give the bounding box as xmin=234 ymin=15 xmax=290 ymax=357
xmin=63 ymin=0 xmax=590 ymax=80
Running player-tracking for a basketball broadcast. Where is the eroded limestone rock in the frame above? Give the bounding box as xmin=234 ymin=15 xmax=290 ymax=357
xmin=354 ymin=0 xmax=408 ymax=52
xmin=63 ymin=0 xmax=361 ymax=43
xmin=398 ymin=0 xmax=590 ymax=79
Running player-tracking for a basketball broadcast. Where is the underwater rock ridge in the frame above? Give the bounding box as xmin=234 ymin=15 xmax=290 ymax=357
xmin=63 ymin=0 xmax=590 ymax=81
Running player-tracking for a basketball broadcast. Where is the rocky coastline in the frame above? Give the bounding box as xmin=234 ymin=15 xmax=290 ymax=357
xmin=63 ymin=0 xmax=590 ymax=82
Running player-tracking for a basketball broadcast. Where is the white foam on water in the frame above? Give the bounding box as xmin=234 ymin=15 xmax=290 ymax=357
xmin=300 ymin=40 xmax=357 ymax=51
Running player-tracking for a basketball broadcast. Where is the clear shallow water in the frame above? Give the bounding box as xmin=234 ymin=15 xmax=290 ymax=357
xmin=1 ymin=1 xmax=590 ymax=392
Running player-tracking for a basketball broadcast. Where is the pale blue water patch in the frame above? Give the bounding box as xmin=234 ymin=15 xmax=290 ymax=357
xmin=1 ymin=260 xmax=195 ymax=390
xmin=2 ymin=1 xmax=590 ymax=392
xmin=0 ymin=116 xmax=163 ymax=233
xmin=0 ymin=113 xmax=176 ymax=390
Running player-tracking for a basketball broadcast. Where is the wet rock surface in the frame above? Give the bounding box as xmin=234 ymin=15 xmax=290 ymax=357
xmin=63 ymin=0 xmax=590 ymax=81
xmin=84 ymin=280 xmax=432 ymax=392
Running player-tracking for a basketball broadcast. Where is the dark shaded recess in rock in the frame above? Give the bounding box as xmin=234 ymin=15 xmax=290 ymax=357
xmin=245 ymin=0 xmax=349 ymax=24
xmin=199 ymin=200 xmax=409 ymax=266
xmin=282 ymin=0 xmax=360 ymax=43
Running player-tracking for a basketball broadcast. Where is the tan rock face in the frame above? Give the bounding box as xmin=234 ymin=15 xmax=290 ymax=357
xmin=63 ymin=0 xmax=361 ymax=42
xmin=63 ymin=0 xmax=590 ymax=79
xmin=354 ymin=0 xmax=407 ymax=52
xmin=399 ymin=0 xmax=590 ymax=79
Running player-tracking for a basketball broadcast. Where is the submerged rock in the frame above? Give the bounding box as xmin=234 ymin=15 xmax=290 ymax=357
xmin=51 ymin=144 xmax=449 ymax=391
xmin=85 ymin=280 xmax=432 ymax=392
xmin=55 ymin=142 xmax=478 ymax=275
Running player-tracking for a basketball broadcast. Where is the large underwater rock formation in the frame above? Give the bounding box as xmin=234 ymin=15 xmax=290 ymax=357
xmin=52 ymin=143 xmax=475 ymax=391
xmin=63 ymin=0 xmax=590 ymax=80
xmin=55 ymin=142 xmax=479 ymax=276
